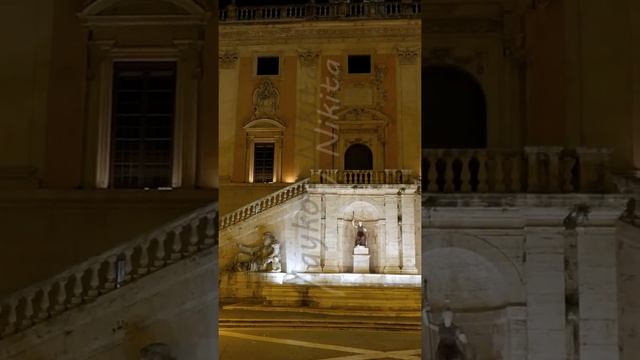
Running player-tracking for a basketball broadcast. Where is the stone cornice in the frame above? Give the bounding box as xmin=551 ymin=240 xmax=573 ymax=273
xmin=422 ymin=193 xmax=628 ymax=212
xmin=220 ymin=20 xmax=420 ymax=46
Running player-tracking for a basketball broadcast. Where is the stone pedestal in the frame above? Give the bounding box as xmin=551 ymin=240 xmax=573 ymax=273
xmin=353 ymin=246 xmax=370 ymax=273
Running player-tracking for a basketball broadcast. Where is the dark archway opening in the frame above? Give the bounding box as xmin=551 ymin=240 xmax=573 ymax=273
xmin=344 ymin=144 xmax=373 ymax=170
xmin=422 ymin=64 xmax=487 ymax=149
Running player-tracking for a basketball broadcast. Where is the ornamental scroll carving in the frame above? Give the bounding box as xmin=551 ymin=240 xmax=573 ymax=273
xmin=396 ymin=47 xmax=419 ymax=65
xmin=298 ymin=49 xmax=320 ymax=67
xmin=252 ymin=79 xmax=280 ymax=120
xmin=343 ymin=64 xmax=388 ymax=111
xmin=219 ymin=51 xmax=239 ymax=69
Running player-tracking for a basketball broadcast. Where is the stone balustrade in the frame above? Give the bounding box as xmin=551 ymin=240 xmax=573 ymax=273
xmin=309 ymin=169 xmax=415 ymax=185
xmin=422 ymin=147 xmax=613 ymax=193
xmin=0 ymin=202 xmax=218 ymax=339
xmin=219 ymin=0 xmax=421 ymax=22
xmin=220 ymin=179 xmax=309 ymax=230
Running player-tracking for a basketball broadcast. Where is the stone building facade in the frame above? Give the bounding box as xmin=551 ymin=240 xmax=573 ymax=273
xmin=421 ymin=1 xmax=640 ymax=359
xmin=218 ymin=0 xmax=423 ymax=314
xmin=0 ymin=0 xmax=639 ymax=359
xmin=0 ymin=0 xmax=219 ymax=358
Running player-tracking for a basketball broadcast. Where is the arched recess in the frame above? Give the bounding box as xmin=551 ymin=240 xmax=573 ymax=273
xmin=422 ymin=64 xmax=487 ymax=149
xmin=339 ymin=201 xmax=384 ymax=272
xmin=334 ymin=107 xmax=388 ymax=170
xmin=344 ymin=143 xmax=374 ymax=170
xmin=421 ymin=230 xmax=525 ymax=307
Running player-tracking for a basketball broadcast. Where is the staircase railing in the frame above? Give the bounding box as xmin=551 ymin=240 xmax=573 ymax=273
xmin=0 ymin=202 xmax=218 ymax=339
xmin=220 ymin=179 xmax=309 ymax=230
xmin=309 ymin=169 xmax=416 ymax=185
xmin=422 ymin=147 xmax=613 ymax=193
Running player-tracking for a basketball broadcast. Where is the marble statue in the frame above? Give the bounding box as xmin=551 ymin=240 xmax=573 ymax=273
xmin=233 ymin=232 xmax=281 ymax=272
xmin=424 ymin=304 xmax=470 ymax=360
xmin=140 ymin=343 xmax=175 ymax=360
xmin=351 ymin=218 xmax=368 ymax=247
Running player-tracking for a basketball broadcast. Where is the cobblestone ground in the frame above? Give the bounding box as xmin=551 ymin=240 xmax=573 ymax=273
xmin=219 ymin=328 xmax=421 ymax=360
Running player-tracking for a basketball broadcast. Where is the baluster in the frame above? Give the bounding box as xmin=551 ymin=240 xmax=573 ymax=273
xmin=38 ymin=285 xmax=51 ymax=321
xmin=460 ymin=151 xmax=471 ymax=192
xmin=71 ymin=271 xmax=84 ymax=305
xmin=170 ymin=227 xmax=183 ymax=262
xmin=124 ymin=249 xmax=134 ymax=283
xmin=562 ymin=157 xmax=576 ymax=192
xmin=3 ymin=300 xmax=17 ymax=335
xmin=511 ymin=155 xmax=522 ymax=192
xmin=526 ymin=148 xmax=540 ymax=193
xmin=187 ymin=220 xmax=199 ymax=253
xmin=54 ymin=279 xmax=67 ymax=312
xmin=477 ymin=151 xmax=489 ymax=192
xmin=137 ymin=242 xmax=150 ymax=276
xmin=87 ymin=263 xmax=101 ymax=298
xmin=21 ymin=293 xmax=35 ymax=328
xmin=444 ymin=153 xmax=454 ymax=192
xmin=494 ymin=152 xmax=505 ymax=192
xmin=548 ymin=147 xmax=562 ymax=193
xmin=427 ymin=152 xmax=438 ymax=192
xmin=104 ymin=256 xmax=117 ymax=290
xmin=204 ymin=214 xmax=216 ymax=247
xmin=154 ymin=234 xmax=166 ymax=269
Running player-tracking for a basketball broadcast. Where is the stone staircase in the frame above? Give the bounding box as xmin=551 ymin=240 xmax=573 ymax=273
xmin=0 ymin=202 xmax=218 ymax=343
xmin=220 ymin=178 xmax=309 ymax=230
xmin=219 ymin=306 xmax=421 ymax=331
xmin=218 ymin=173 xmax=422 ymax=324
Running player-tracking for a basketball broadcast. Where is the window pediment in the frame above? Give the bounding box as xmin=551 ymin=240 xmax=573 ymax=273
xmin=243 ymin=118 xmax=286 ymax=133
xmin=79 ymin=0 xmax=206 ymax=25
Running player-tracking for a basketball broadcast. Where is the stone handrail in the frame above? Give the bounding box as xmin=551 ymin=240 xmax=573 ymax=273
xmin=220 ymin=179 xmax=309 ymax=230
xmin=0 ymin=202 xmax=218 ymax=339
xmin=219 ymin=0 xmax=421 ymax=22
xmin=310 ymin=169 xmax=415 ymax=185
xmin=422 ymin=147 xmax=613 ymax=193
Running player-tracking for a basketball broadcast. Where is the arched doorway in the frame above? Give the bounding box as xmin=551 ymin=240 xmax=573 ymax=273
xmin=344 ymin=143 xmax=373 ymax=170
xmin=422 ymin=64 xmax=487 ymax=149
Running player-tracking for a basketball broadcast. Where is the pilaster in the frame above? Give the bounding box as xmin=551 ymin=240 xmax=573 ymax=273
xmin=383 ymin=194 xmax=401 ymax=273
xmin=400 ymin=193 xmax=418 ymax=273
xmin=577 ymin=225 xmax=619 ymax=360
xmin=323 ymin=194 xmax=340 ymax=272
xmin=524 ymin=225 xmax=567 ymax=360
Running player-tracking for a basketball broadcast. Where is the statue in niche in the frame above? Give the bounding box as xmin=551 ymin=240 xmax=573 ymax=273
xmin=233 ymin=232 xmax=282 ymax=272
xmin=253 ymin=79 xmax=279 ymax=120
xmin=140 ymin=343 xmax=175 ymax=360
xmin=424 ymin=304 xmax=471 ymax=360
xmin=351 ymin=214 xmax=368 ymax=248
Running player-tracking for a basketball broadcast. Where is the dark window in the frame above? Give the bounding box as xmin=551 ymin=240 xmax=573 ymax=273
xmin=253 ymin=143 xmax=275 ymax=183
xmin=348 ymin=55 xmax=371 ymax=74
xmin=110 ymin=62 xmax=176 ymax=189
xmin=344 ymin=143 xmax=373 ymax=170
xmin=257 ymin=56 xmax=280 ymax=75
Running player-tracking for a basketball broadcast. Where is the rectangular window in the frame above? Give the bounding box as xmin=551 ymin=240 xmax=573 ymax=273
xmin=257 ymin=56 xmax=280 ymax=76
xmin=110 ymin=61 xmax=176 ymax=189
xmin=348 ymin=55 xmax=371 ymax=74
xmin=253 ymin=143 xmax=275 ymax=183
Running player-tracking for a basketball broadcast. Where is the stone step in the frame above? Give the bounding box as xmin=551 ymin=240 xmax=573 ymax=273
xmin=219 ymin=319 xmax=421 ymax=331
xmin=223 ymin=304 xmax=421 ymax=318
